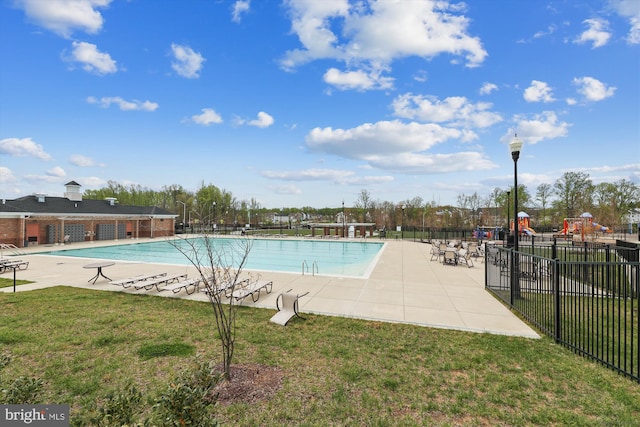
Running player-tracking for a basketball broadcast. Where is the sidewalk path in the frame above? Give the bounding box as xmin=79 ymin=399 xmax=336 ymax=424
xmin=0 ymin=238 xmax=539 ymax=338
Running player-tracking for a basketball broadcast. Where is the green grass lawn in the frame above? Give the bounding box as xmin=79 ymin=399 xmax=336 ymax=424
xmin=0 ymin=277 xmax=30 ymax=289
xmin=1 ymin=286 xmax=639 ymax=426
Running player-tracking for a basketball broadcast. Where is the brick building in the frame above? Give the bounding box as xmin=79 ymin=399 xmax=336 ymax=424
xmin=0 ymin=181 xmax=176 ymax=248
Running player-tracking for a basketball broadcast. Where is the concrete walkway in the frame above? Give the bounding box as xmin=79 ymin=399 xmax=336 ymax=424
xmin=0 ymin=238 xmax=539 ymax=338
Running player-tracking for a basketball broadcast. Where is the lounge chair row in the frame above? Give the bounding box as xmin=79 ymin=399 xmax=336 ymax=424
xmin=0 ymin=258 xmax=29 ymax=273
xmin=200 ymin=278 xmax=273 ymax=302
xmin=110 ymin=272 xmax=197 ymax=294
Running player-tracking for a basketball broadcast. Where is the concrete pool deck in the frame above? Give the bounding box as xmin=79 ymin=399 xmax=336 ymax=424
xmin=0 ymin=237 xmax=539 ymax=339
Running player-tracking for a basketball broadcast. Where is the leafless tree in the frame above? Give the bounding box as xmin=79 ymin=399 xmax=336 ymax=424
xmin=170 ymin=236 xmax=254 ymax=381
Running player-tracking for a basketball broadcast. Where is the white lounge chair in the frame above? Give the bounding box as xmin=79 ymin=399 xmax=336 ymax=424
xmin=199 ymin=277 xmax=247 ymax=298
xmin=229 ymin=280 xmax=273 ymax=302
xmin=270 ymin=290 xmax=308 ymax=326
xmin=0 ymin=260 xmax=29 ymax=273
xmin=134 ymin=273 xmax=188 ymax=291
xmin=159 ymin=277 xmax=201 ymax=294
xmin=110 ymin=272 xmax=167 ymax=288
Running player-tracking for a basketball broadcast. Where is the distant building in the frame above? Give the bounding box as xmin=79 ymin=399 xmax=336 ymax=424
xmin=0 ymin=181 xmax=176 ymax=248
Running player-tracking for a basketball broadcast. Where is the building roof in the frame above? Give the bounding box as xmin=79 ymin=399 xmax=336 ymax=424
xmin=0 ymin=195 xmax=175 ymax=218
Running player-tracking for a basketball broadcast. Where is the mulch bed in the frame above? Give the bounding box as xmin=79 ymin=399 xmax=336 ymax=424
xmin=211 ymin=363 xmax=284 ymax=405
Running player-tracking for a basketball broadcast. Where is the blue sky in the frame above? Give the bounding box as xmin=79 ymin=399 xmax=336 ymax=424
xmin=1 ymin=0 xmax=638 ymax=209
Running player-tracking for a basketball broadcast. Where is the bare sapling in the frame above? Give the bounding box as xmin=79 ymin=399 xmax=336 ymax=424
xmin=170 ymin=236 xmax=254 ymax=381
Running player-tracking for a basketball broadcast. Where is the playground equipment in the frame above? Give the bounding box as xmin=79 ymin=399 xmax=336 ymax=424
xmin=560 ymin=212 xmax=611 ymax=241
xmin=510 ymin=211 xmax=537 ymax=236
xmin=473 ymin=225 xmax=501 ymax=240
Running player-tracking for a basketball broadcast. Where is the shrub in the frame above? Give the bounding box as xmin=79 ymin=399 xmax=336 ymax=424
xmin=1 ymin=376 xmax=44 ymax=404
xmin=152 ymin=357 xmax=221 ymax=426
xmin=91 ymin=382 xmax=143 ymax=427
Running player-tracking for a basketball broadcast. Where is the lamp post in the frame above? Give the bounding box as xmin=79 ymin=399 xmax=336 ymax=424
xmin=342 ymin=201 xmax=345 ymax=238
xmin=176 ymin=201 xmax=186 ymax=231
xmin=509 ymin=134 xmax=523 ymax=300
xmin=506 ymin=191 xmax=511 ymax=245
xmin=211 ymin=201 xmax=217 ymax=234
xmin=401 ymin=204 xmax=406 ymax=240
xmin=510 ymin=134 xmax=523 ymax=252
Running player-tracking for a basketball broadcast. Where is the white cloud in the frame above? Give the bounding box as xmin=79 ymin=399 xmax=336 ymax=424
xmin=479 ymin=82 xmax=498 ymax=95
xmin=0 ymin=137 xmax=52 ymax=161
xmin=323 ymin=67 xmax=394 ymax=91
xmin=608 ymin=0 xmax=640 ymax=44
xmin=242 ymin=111 xmax=274 ymax=128
xmin=170 ymin=43 xmax=205 ymax=78
xmin=391 ymin=93 xmax=503 ymax=129
xmin=281 ymin=0 xmax=487 ymax=88
xmin=523 ymin=80 xmax=555 ymax=103
xmin=629 ymin=16 xmax=640 ymax=44
xmin=533 ymin=24 xmax=557 ymax=39
xmin=510 ymin=111 xmax=570 ymax=144
xmin=13 ymin=0 xmax=111 ymax=38
xmin=572 ymin=76 xmax=616 ymax=101
xmin=305 ymin=119 xmax=497 ymax=173
xmin=87 ymin=96 xmax=158 ymax=111
xmin=70 ymin=154 xmax=95 ymax=167
xmin=232 ymin=0 xmax=251 ymax=23
xmin=267 ymin=183 xmax=302 ymax=195
xmin=46 ymin=166 xmax=67 ymax=178
xmin=67 ymin=41 xmax=117 ymax=75
xmin=0 ymin=167 xmax=16 ymax=183
xmin=307 ymin=120 xmax=458 ymax=159
xmin=574 ymin=18 xmax=611 ymax=48
xmin=24 ymin=173 xmax=67 ymax=184
xmin=366 ymin=151 xmax=496 ymax=174
xmin=190 ymin=108 xmax=223 ymax=125
xmin=80 ymin=176 xmax=108 ymax=188
xmin=261 ymin=168 xmax=394 ymax=185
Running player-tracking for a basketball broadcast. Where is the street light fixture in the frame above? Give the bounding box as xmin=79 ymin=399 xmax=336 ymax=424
xmin=509 ymin=134 xmax=523 ymax=300
xmin=509 ymin=134 xmax=523 ymax=252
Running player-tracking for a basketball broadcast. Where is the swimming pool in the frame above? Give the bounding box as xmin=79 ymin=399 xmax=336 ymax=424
xmin=42 ymin=237 xmax=385 ymax=277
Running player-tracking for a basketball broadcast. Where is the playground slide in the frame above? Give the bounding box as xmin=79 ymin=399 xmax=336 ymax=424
xmin=592 ymin=222 xmax=612 ymax=233
xmin=522 ymin=227 xmax=537 ymax=236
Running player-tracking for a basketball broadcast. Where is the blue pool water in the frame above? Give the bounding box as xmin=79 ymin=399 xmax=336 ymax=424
xmin=42 ymin=237 xmax=385 ymax=277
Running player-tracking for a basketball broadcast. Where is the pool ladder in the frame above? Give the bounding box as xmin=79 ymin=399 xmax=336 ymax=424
xmin=302 ymin=260 xmax=318 ymax=276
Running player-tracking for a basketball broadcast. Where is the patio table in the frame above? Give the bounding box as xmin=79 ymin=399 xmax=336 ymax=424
xmin=83 ymin=261 xmax=115 ymax=284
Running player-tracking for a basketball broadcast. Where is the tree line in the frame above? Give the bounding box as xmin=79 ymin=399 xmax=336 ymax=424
xmin=83 ymin=172 xmax=639 ymax=232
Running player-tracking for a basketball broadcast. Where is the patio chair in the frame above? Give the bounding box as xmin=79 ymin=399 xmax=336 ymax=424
xmin=270 ymin=290 xmax=309 ymax=326
xmin=457 ymin=248 xmax=474 ymax=268
xmin=443 ymin=249 xmax=457 ymax=266
xmin=467 ymin=243 xmax=478 ymax=257
xmin=429 ymin=243 xmax=441 ymax=261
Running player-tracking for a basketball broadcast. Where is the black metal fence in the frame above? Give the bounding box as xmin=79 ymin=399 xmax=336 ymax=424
xmin=485 ymin=243 xmax=640 ymax=382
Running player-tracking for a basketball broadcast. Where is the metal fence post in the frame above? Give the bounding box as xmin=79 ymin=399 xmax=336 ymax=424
xmin=554 ymin=257 xmax=561 ymax=343
xmin=510 ymin=248 xmax=515 ymax=306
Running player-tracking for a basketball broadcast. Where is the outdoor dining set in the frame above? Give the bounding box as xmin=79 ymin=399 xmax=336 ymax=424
xmin=429 ymin=240 xmax=484 ymax=268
